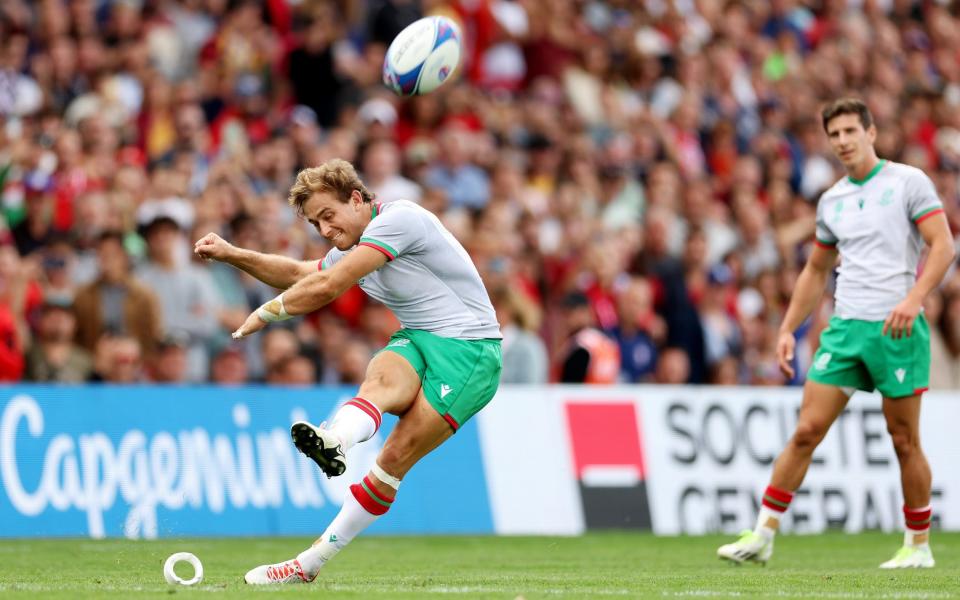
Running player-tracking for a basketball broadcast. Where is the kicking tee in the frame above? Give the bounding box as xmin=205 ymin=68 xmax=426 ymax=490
xmin=815 ymin=160 xmax=944 ymax=321
xmin=320 ymin=200 xmax=501 ymax=339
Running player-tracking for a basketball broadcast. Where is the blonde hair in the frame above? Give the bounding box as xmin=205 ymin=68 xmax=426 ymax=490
xmin=288 ymin=159 xmax=375 ymax=215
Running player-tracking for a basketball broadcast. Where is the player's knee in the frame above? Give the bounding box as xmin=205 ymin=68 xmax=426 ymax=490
xmin=377 ymin=439 xmax=415 ymax=477
xmin=792 ymin=420 xmax=827 ymax=450
xmin=887 ymin=426 xmax=919 ymax=461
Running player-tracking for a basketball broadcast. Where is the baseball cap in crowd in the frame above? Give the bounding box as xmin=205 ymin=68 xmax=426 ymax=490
xmin=358 ymin=98 xmax=398 ymax=126
xmin=289 ymin=104 xmax=318 ymax=128
xmin=136 ymin=197 xmax=195 ymax=233
xmin=234 ymin=73 xmax=265 ymax=98
xmin=707 ymin=264 xmax=734 ymax=287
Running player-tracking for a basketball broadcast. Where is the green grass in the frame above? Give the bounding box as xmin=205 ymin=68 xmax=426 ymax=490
xmin=0 ymin=532 xmax=957 ymax=599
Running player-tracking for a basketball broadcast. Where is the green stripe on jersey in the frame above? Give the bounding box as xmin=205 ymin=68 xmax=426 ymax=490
xmin=360 ymin=237 xmax=398 ymax=258
xmin=816 ymin=238 xmax=837 ymax=246
xmin=847 ymin=159 xmax=887 ymax=185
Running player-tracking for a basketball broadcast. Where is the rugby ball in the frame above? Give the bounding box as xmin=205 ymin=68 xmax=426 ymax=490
xmin=383 ymin=16 xmax=462 ymax=96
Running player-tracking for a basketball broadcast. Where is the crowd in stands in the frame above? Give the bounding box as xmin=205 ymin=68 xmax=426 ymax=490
xmin=2 ymin=0 xmax=960 ymax=387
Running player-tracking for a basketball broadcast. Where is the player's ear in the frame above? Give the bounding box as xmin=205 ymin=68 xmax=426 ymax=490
xmin=866 ymin=124 xmax=877 ymax=144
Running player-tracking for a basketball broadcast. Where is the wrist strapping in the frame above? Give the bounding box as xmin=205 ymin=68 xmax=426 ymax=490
xmin=256 ymin=293 xmax=292 ymax=322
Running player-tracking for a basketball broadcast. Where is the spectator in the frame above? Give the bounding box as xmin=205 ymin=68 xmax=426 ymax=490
xmin=361 ymin=138 xmax=422 ymax=204
xmin=90 ymin=335 xmax=143 ymax=384
xmin=655 ymin=347 xmax=691 ymax=385
xmin=493 ymin=286 xmax=548 ymax=384
xmin=555 ymin=292 xmax=620 ymax=384
xmin=136 ymin=214 xmax=222 ymax=381
xmin=73 ymin=232 xmax=163 ymax=356
xmin=611 ymin=277 xmax=663 ymax=383
xmin=423 ymin=125 xmax=491 ymax=211
xmin=3 ymin=1 xmax=960 ymax=388
xmin=24 ymin=298 xmax=92 ymax=382
xmin=147 ymin=332 xmax=190 ymax=384
xmin=266 ymin=354 xmax=316 ymax=386
xmin=211 ymin=345 xmax=249 ymax=386
xmin=0 ymin=242 xmax=40 ymax=381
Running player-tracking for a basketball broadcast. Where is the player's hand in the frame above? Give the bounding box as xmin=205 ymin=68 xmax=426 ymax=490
xmin=776 ymin=329 xmax=796 ymax=379
xmin=232 ymin=310 xmax=268 ymax=339
xmin=194 ymin=232 xmax=235 ymax=262
xmin=883 ymin=295 xmax=922 ymax=339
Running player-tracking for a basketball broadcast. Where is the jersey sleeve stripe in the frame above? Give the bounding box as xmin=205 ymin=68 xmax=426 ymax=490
xmin=913 ymin=207 xmax=944 ymax=224
xmin=359 ymin=237 xmax=398 ymax=260
xmin=318 ymin=259 xmax=325 ymax=271
xmin=814 ymin=238 xmax=837 ymax=248
xmin=358 ymin=241 xmax=396 ymax=260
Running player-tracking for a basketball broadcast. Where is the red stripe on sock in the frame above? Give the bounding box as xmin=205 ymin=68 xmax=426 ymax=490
xmin=904 ymin=505 xmax=932 ymax=530
xmin=764 ymin=485 xmax=794 ymax=504
xmin=350 ymin=483 xmax=390 ymax=515
xmin=363 ymin=475 xmax=395 ymax=504
xmin=346 ymin=397 xmax=381 ymax=431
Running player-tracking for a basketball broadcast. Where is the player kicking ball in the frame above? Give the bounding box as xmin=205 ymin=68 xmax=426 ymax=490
xmin=195 ymin=159 xmax=502 ymax=584
xmin=717 ymin=98 xmax=954 ymax=569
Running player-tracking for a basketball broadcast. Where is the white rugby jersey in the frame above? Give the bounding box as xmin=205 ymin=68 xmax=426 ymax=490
xmin=320 ymin=200 xmax=502 ymax=339
xmin=815 ymin=160 xmax=944 ymax=320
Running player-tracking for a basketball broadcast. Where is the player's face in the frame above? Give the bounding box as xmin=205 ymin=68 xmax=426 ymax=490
xmin=302 ymin=190 xmax=367 ymax=250
xmin=825 ymin=113 xmax=877 ymax=170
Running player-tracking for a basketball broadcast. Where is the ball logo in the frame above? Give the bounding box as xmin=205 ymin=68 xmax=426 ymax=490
xmin=437 ymin=66 xmax=451 ymax=82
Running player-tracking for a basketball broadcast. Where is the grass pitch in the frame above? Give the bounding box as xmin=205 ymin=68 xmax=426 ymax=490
xmin=0 ymin=532 xmax=957 ymax=599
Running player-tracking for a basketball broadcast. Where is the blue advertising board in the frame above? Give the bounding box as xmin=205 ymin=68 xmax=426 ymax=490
xmin=0 ymin=386 xmax=493 ymax=538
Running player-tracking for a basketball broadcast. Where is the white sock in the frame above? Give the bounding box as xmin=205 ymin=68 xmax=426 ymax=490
xmin=329 ymin=398 xmax=381 ymax=452
xmin=755 ymin=506 xmax=783 ymax=541
xmin=296 ymin=488 xmax=383 ymax=578
xmin=904 ymin=530 xmax=930 ymax=548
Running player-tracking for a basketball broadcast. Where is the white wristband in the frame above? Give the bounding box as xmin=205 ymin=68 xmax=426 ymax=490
xmin=256 ymin=293 xmax=292 ymax=322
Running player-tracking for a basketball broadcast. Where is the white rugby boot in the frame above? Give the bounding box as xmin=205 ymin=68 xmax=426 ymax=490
xmin=879 ymin=544 xmax=935 ymax=569
xmin=717 ymin=530 xmax=773 ymax=565
xmin=243 ymin=558 xmax=312 ymax=584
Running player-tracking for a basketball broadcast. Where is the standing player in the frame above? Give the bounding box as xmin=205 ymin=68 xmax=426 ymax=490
xmin=195 ymin=159 xmax=502 ymax=584
xmin=717 ymin=99 xmax=954 ymax=568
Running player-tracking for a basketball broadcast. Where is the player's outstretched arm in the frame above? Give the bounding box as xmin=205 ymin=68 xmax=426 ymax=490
xmin=231 ymin=246 xmax=389 ymax=339
xmin=883 ymin=212 xmax=955 ymax=339
xmin=194 ymin=232 xmax=317 ymax=289
xmin=776 ymin=243 xmax=837 ymax=378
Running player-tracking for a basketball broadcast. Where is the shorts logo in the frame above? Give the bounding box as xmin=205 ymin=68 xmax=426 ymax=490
xmin=814 ymin=352 xmax=832 ymax=371
xmin=895 ymin=368 xmax=906 ymax=383
xmin=440 ymin=384 xmax=453 ymax=399
xmin=387 ymin=339 xmax=410 ymax=348
xmin=328 ymin=534 xmax=338 ymax=543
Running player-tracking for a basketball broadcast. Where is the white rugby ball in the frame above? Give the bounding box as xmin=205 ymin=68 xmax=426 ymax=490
xmin=163 ymin=552 xmax=204 ymax=586
xmin=383 ymin=16 xmax=462 ymax=96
